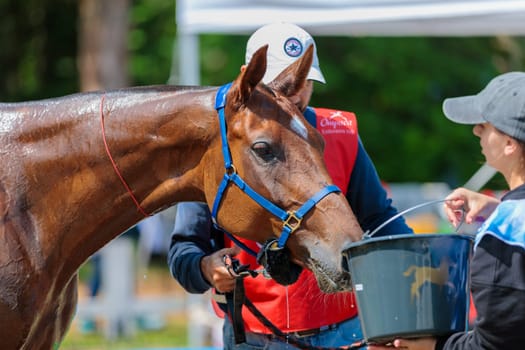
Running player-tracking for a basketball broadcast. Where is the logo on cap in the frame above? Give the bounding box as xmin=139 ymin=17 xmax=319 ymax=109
xmin=283 ymin=37 xmax=303 ymax=58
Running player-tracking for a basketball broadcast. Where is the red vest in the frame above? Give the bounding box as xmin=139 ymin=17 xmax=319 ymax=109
xmin=213 ymin=107 xmax=359 ymax=333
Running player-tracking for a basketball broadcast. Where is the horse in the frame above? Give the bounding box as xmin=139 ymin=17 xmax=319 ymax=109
xmin=0 ymin=45 xmax=363 ymax=349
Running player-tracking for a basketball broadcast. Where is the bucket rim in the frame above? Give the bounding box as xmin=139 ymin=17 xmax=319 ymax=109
xmin=345 ymin=233 xmax=474 ymax=252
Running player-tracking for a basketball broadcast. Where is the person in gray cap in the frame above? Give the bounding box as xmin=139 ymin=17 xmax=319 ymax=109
xmin=168 ymin=22 xmax=412 ymax=349
xmin=370 ymin=72 xmax=525 ymax=350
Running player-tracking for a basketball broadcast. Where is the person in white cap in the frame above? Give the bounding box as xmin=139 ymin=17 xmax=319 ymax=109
xmin=370 ymin=72 xmax=525 ymax=350
xmin=168 ymin=23 xmax=412 ymax=349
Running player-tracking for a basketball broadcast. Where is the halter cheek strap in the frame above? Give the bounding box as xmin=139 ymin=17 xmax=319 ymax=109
xmin=212 ymin=83 xmax=341 ymax=251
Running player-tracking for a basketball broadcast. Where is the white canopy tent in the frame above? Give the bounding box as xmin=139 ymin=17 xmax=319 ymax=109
xmin=174 ymin=0 xmax=525 ymax=84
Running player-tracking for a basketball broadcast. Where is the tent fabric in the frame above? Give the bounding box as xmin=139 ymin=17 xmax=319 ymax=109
xmin=177 ymin=0 xmax=525 ymax=36
xmin=174 ymin=0 xmax=525 ymax=84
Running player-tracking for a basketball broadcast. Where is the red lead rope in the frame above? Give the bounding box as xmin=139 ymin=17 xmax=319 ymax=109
xmin=100 ymin=94 xmax=150 ymax=218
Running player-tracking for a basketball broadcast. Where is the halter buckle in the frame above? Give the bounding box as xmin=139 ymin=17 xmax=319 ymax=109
xmin=226 ymin=164 xmax=237 ymax=176
xmin=283 ymin=211 xmax=302 ymax=233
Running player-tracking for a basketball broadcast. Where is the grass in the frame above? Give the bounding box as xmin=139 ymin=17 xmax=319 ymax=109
xmin=60 ymin=315 xmax=188 ymax=350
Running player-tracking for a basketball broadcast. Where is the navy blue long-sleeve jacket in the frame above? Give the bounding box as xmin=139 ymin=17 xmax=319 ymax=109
xmin=168 ymin=136 xmax=413 ymax=294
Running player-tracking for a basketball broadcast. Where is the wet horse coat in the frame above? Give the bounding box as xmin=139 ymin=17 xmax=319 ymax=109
xmin=0 ymin=46 xmax=363 ymax=349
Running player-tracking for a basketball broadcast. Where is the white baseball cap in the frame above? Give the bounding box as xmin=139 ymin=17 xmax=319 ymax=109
xmin=245 ymin=22 xmax=326 ymax=84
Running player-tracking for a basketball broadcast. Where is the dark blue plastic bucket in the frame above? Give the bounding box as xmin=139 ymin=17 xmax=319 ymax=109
xmin=343 ymin=233 xmax=473 ymax=344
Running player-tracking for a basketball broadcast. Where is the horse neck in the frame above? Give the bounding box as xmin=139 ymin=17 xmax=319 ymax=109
xmin=97 ymin=86 xmax=218 ymax=210
xmin=5 ymin=86 xmax=219 ymax=277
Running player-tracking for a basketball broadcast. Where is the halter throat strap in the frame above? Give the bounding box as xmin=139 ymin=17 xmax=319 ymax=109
xmin=212 ymin=83 xmax=341 ymax=250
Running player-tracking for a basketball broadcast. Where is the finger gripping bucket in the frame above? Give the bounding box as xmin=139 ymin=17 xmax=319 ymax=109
xmin=343 ymin=234 xmax=473 ymax=344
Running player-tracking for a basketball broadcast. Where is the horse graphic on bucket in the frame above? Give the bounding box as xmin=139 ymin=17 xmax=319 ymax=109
xmin=404 ymin=259 xmax=450 ymax=301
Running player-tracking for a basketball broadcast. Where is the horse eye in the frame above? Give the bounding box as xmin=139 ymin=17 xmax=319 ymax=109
xmin=252 ymin=141 xmax=275 ymax=162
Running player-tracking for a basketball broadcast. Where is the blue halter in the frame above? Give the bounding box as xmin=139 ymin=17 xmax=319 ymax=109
xmin=212 ymin=83 xmax=341 ymax=254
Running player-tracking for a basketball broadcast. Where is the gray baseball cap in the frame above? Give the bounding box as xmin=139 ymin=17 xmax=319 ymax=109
xmin=443 ymin=71 xmax=525 ymax=142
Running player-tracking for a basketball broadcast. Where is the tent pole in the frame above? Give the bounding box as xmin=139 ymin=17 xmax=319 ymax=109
xmin=177 ymin=32 xmax=200 ymax=85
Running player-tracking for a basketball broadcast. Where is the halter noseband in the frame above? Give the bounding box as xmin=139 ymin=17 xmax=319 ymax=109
xmin=212 ymin=83 xmax=341 ymax=250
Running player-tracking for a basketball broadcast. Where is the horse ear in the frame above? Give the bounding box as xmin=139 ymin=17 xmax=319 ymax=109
xmin=230 ymin=45 xmax=267 ymax=107
xmin=268 ymin=44 xmax=314 ymax=100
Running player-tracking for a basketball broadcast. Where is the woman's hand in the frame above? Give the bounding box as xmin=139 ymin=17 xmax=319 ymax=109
xmin=444 ymin=187 xmax=500 ymax=227
xmin=368 ymin=337 xmax=437 ymax=350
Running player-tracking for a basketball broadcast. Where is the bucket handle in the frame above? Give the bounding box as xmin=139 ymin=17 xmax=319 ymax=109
xmin=364 ymin=199 xmax=467 ymax=238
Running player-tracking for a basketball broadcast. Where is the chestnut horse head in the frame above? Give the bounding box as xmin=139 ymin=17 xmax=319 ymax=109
xmin=0 ymin=45 xmax=362 ymax=349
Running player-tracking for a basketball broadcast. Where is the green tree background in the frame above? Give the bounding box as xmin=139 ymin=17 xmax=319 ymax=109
xmin=2 ymin=0 xmax=523 ymax=189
